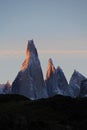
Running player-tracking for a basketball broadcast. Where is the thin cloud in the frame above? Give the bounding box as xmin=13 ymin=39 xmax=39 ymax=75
xmin=38 ymin=50 xmax=87 ymax=55
xmin=0 ymin=50 xmax=87 ymax=57
xmin=0 ymin=50 xmax=25 ymax=57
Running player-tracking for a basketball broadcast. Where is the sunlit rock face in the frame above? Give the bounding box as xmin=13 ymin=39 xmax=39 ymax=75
xmin=12 ymin=40 xmax=48 ymax=100
xmin=45 ymin=58 xmax=62 ymax=97
xmin=69 ymin=70 xmax=86 ymax=98
xmin=20 ymin=40 xmax=38 ymax=71
xmin=79 ymin=79 xmax=87 ymax=97
xmin=45 ymin=58 xmax=69 ymax=97
xmin=46 ymin=58 xmax=55 ymax=80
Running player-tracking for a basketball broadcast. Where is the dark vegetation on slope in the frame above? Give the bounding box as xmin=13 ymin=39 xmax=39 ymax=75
xmin=0 ymin=94 xmax=87 ymax=130
xmin=0 ymin=94 xmax=29 ymax=103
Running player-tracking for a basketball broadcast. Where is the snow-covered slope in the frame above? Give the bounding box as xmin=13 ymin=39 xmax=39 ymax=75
xmin=12 ymin=40 xmax=48 ymax=100
xmin=69 ymin=70 xmax=86 ymax=97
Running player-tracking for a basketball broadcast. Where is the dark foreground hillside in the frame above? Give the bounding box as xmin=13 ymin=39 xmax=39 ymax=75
xmin=0 ymin=94 xmax=87 ymax=129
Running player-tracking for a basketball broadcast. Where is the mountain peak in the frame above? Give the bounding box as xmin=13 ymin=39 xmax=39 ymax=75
xmin=12 ymin=40 xmax=48 ymax=99
xmin=26 ymin=40 xmax=38 ymax=59
xmin=72 ymin=70 xmax=85 ymax=78
xmin=46 ymin=58 xmax=55 ymax=79
xmin=56 ymin=66 xmax=62 ymax=72
xmin=20 ymin=40 xmax=38 ymax=71
xmin=69 ymin=70 xmax=86 ymax=97
xmin=48 ymin=58 xmax=53 ymax=65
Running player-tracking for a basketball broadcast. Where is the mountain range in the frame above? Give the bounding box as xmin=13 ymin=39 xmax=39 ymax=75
xmin=0 ymin=40 xmax=87 ymax=99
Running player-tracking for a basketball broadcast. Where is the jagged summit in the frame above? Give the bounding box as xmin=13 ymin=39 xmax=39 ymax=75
xmin=46 ymin=58 xmax=55 ymax=79
xmin=56 ymin=66 xmax=63 ymax=72
xmin=70 ymin=70 xmax=86 ymax=81
xmin=73 ymin=70 xmax=83 ymax=76
xmin=20 ymin=40 xmax=38 ymax=71
xmin=45 ymin=58 xmax=58 ymax=97
xmin=10 ymin=39 xmax=87 ymax=99
xmin=45 ymin=58 xmax=69 ymax=97
xmin=48 ymin=58 xmax=53 ymax=65
xmin=69 ymin=70 xmax=86 ymax=97
xmin=26 ymin=40 xmax=38 ymax=58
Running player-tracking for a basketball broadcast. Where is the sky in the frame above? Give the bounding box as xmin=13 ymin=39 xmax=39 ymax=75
xmin=0 ymin=0 xmax=87 ymax=83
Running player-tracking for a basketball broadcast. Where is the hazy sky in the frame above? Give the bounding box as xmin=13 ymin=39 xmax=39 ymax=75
xmin=0 ymin=0 xmax=87 ymax=83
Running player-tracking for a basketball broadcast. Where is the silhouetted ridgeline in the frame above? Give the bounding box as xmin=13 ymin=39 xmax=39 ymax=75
xmin=0 ymin=94 xmax=87 ymax=129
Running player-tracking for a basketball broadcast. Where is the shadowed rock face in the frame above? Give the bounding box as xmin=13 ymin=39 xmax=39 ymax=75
xmin=69 ymin=70 xmax=86 ymax=97
xmin=80 ymin=79 xmax=87 ymax=97
xmin=12 ymin=40 xmax=48 ymax=100
xmin=56 ymin=66 xmax=69 ymax=96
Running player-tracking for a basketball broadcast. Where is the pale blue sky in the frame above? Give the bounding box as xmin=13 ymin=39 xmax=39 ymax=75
xmin=0 ymin=0 xmax=87 ymax=83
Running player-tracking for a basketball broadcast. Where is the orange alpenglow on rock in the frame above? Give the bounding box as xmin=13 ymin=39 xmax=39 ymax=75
xmin=46 ymin=58 xmax=55 ymax=80
xmin=20 ymin=40 xmax=38 ymax=71
xmin=12 ymin=40 xmax=48 ymax=100
xmin=45 ymin=58 xmax=69 ymax=97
